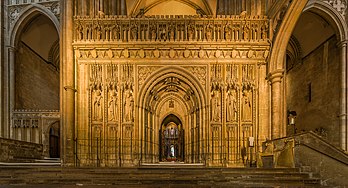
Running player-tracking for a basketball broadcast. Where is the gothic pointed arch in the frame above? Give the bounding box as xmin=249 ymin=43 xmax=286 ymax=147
xmin=304 ymin=1 xmax=348 ymax=42
xmin=138 ymin=66 xmax=207 ymax=163
xmin=10 ymin=4 xmax=60 ymax=47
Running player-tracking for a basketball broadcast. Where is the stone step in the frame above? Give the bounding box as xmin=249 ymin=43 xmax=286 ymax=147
xmin=0 ymin=166 xmax=324 ymax=187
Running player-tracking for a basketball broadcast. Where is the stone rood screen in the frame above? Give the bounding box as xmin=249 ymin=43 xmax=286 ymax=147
xmin=72 ymin=14 xmax=270 ymax=167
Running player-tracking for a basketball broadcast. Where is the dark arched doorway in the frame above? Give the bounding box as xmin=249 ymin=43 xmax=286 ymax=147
xmin=49 ymin=122 xmax=60 ymax=158
xmin=159 ymin=114 xmax=184 ymax=162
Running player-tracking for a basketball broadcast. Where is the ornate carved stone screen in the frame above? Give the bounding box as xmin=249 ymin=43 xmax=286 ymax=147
xmin=73 ymin=14 xmax=270 ymax=167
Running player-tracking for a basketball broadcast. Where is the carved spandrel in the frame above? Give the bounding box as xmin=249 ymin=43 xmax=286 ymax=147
xmin=138 ymin=66 xmax=162 ymax=88
xmin=183 ymin=66 xmax=207 ymax=88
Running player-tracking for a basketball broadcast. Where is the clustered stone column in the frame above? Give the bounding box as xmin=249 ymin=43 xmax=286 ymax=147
xmin=268 ymin=70 xmax=284 ymax=139
xmin=62 ymin=0 xmax=76 ymax=166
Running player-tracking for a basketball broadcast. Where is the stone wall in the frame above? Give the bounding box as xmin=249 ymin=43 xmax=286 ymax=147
xmin=15 ymin=42 xmax=59 ymax=110
xmin=286 ymin=36 xmax=340 ymax=147
xmin=0 ymin=137 xmax=43 ymax=162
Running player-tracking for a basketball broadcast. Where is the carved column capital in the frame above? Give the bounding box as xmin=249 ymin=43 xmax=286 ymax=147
xmin=267 ymin=69 xmax=284 ymax=84
xmin=337 ymin=40 xmax=348 ymax=48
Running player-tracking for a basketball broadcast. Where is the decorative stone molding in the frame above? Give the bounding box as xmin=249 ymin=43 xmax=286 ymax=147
xmin=74 ymin=46 xmax=270 ymax=61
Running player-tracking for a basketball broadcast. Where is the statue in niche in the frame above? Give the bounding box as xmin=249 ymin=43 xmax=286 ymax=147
xmin=93 ymin=90 xmax=103 ymax=121
xmin=242 ymin=90 xmax=252 ymax=121
xmin=206 ymin=24 xmax=213 ymax=41
xmin=227 ymin=90 xmax=238 ymax=122
xmin=211 ymin=90 xmax=221 ymax=122
xmin=124 ymin=89 xmax=134 ymax=122
xmin=95 ymin=23 xmax=102 ymax=40
xmin=150 ymin=25 xmax=157 ymax=41
xmin=108 ymin=90 xmax=118 ymax=121
xmin=160 ymin=26 xmax=167 ymax=41
xmin=76 ymin=22 xmax=83 ymax=40
xmin=261 ymin=21 xmax=269 ymax=40
xmin=87 ymin=24 xmax=92 ymax=40
xmin=112 ymin=24 xmax=120 ymax=40
xmin=169 ymin=25 xmax=175 ymax=41
xmin=187 ymin=25 xmax=195 ymax=41
xmin=130 ymin=24 xmax=138 ymax=41
xmin=225 ymin=24 xmax=232 ymax=41
xmin=243 ymin=23 xmax=250 ymax=40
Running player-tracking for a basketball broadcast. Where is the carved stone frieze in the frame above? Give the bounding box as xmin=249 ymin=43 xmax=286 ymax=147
xmin=74 ymin=47 xmax=270 ymax=61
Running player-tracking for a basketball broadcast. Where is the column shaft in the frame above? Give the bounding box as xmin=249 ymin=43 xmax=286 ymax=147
xmin=339 ymin=41 xmax=348 ymax=151
xmin=63 ymin=0 xmax=76 ymax=166
xmin=269 ymin=70 xmax=284 ymax=139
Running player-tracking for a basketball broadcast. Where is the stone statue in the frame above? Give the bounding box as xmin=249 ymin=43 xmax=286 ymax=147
xmin=76 ymin=23 xmax=83 ymax=40
xmin=225 ymin=24 xmax=232 ymax=41
xmin=150 ymin=26 xmax=157 ymax=41
xmin=95 ymin=24 xmax=102 ymax=40
xmin=227 ymin=90 xmax=238 ymax=122
xmin=261 ymin=22 xmax=269 ymax=40
xmin=211 ymin=90 xmax=221 ymax=122
xmin=188 ymin=25 xmax=195 ymax=41
xmin=243 ymin=23 xmax=250 ymax=40
xmin=112 ymin=24 xmax=120 ymax=40
xmin=108 ymin=91 xmax=118 ymax=121
xmin=130 ymin=24 xmax=138 ymax=41
xmin=242 ymin=90 xmax=252 ymax=121
xmin=93 ymin=90 xmax=103 ymax=121
xmin=206 ymin=24 xmax=213 ymax=41
xmin=124 ymin=89 xmax=134 ymax=122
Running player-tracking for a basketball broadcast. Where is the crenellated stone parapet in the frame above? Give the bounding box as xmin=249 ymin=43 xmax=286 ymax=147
xmin=73 ymin=15 xmax=270 ymax=43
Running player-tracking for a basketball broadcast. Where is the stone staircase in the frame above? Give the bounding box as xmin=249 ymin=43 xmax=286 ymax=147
xmin=0 ymin=165 xmax=323 ymax=187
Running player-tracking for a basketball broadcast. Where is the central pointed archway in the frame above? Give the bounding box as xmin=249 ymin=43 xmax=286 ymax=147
xmin=159 ymin=114 xmax=184 ymax=162
xmin=138 ymin=66 xmax=207 ymax=164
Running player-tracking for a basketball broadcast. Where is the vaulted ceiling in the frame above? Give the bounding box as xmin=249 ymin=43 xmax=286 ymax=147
xmin=127 ymin=0 xmax=216 ymax=16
